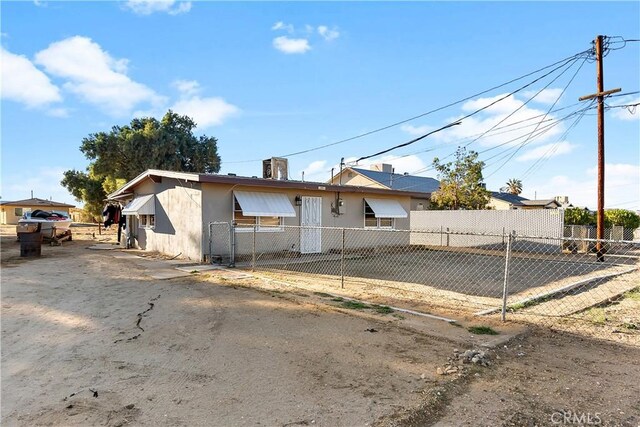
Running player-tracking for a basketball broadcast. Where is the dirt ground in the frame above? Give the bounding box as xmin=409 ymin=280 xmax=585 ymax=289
xmin=2 ymin=226 xmax=640 ymax=426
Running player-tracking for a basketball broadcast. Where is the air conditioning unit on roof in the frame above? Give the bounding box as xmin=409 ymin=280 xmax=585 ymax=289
xmin=263 ymin=157 xmax=289 ymax=180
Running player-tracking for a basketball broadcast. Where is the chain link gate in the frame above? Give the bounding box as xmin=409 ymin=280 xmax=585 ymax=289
xmin=207 ymin=222 xmax=234 ymax=267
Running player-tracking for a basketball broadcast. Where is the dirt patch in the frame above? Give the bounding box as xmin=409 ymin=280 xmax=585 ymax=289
xmin=388 ymin=329 xmax=640 ymax=427
xmin=3 ymin=234 xmax=640 ymax=426
xmin=1 ymin=235 xmax=458 ymax=426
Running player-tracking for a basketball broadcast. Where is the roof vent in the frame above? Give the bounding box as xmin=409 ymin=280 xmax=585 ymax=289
xmin=370 ymin=163 xmax=393 ymax=173
xmin=227 ymin=173 xmax=237 ymax=176
xmin=263 ymin=157 xmax=289 ymax=180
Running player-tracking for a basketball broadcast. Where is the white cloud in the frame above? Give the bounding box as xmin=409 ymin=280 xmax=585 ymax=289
xmin=523 ymin=163 xmax=640 ymax=210
xmin=124 ymin=0 xmax=191 ymax=15
xmin=171 ymin=96 xmax=240 ymax=129
xmin=34 ymin=36 xmax=165 ymax=116
xmin=296 ymin=160 xmax=328 ymax=181
xmin=172 ymin=79 xmax=200 ymax=97
xmin=462 ymin=93 xmax=524 ymax=115
xmin=610 ymin=97 xmax=640 ymax=121
xmin=400 ymin=124 xmax=434 ymax=136
xmin=522 ymin=88 xmax=564 ymax=104
xmin=426 ymin=93 xmax=563 ymax=148
xmin=271 ymin=21 xmax=294 ymax=33
xmin=516 ymin=141 xmax=576 ymax=162
xmin=317 ymin=25 xmax=340 ymax=41
xmin=272 ymin=36 xmax=311 ymax=54
xmin=0 ymin=46 xmax=62 ymax=108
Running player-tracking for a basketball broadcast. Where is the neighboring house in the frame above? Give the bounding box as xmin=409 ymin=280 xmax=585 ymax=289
xmin=519 ymin=199 xmax=563 ymax=209
xmin=488 ymin=192 xmax=530 ymax=210
xmin=69 ymin=207 xmax=85 ymax=223
xmin=0 ymin=198 xmax=75 ymax=225
xmin=329 ymin=163 xmax=439 ymax=210
xmin=108 ymin=168 xmax=430 ymax=261
xmin=489 ymin=193 xmax=571 ymax=210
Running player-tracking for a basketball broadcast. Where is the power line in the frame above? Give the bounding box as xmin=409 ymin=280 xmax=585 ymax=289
xmin=338 ymin=103 xmax=593 ymax=194
xmin=518 ymin=100 xmax=596 ymax=180
xmin=222 ymin=48 xmax=592 ymax=165
xmin=354 ymin=121 xmax=462 ymax=163
xmin=483 ymin=55 xmax=589 ymax=179
xmin=353 ymin=54 xmax=585 ymax=165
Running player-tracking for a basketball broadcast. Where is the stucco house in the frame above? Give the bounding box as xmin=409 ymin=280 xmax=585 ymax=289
xmin=489 ymin=193 xmax=572 ymax=210
xmin=488 ymin=192 xmax=530 ymax=210
xmin=0 ymin=198 xmax=75 ymax=225
xmin=329 ymin=163 xmax=439 ymax=210
xmin=108 ymin=166 xmax=433 ymax=261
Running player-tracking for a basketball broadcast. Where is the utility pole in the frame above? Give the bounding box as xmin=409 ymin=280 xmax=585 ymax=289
xmin=579 ymin=35 xmax=621 ymax=262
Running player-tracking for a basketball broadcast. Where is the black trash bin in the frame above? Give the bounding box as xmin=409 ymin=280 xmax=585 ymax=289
xmin=17 ymin=223 xmax=43 ymax=257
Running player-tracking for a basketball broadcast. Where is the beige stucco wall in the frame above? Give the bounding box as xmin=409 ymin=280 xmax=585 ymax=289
xmin=128 ymin=178 xmax=203 ymax=260
xmin=200 ymin=182 xmax=414 ymax=259
xmin=329 ymin=172 xmax=383 ymax=188
xmin=487 ymin=198 xmax=513 ymax=210
xmin=123 ymin=177 xmax=423 ymax=260
xmin=0 ymin=205 xmax=72 ymax=225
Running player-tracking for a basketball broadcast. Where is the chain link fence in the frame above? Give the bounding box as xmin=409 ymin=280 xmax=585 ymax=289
xmin=207 ymin=222 xmax=640 ymax=334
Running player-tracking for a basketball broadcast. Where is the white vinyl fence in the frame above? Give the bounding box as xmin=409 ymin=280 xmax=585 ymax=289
xmin=410 ymin=209 xmax=565 ymax=251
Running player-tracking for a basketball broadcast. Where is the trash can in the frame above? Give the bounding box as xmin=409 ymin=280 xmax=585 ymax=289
xmin=17 ymin=223 xmax=43 ymax=257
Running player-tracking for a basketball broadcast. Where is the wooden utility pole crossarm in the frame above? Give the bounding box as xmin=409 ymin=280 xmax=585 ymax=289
xmin=578 ymin=88 xmax=621 ymax=101
xmin=578 ymin=35 xmax=622 ymax=262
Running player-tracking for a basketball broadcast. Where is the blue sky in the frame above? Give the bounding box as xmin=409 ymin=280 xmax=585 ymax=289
xmin=2 ymin=1 xmax=639 ymax=210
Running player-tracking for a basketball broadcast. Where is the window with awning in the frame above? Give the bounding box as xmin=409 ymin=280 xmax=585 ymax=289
xmin=363 ymin=198 xmax=407 ymax=229
xmin=122 ymin=194 xmax=155 ymax=215
xmin=122 ymin=194 xmax=156 ymax=229
xmin=233 ymin=191 xmax=296 ymax=230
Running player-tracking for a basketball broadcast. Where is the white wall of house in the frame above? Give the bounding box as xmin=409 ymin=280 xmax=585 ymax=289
xmin=129 ymin=178 xmax=203 ymax=260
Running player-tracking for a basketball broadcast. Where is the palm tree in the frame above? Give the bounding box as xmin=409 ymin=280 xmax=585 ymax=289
xmin=506 ymin=178 xmax=523 ymax=195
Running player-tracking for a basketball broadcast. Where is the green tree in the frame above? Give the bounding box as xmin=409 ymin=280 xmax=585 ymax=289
xmin=505 ymin=178 xmax=523 ymax=195
xmin=62 ymin=111 xmax=221 ymax=220
xmin=61 ymin=168 xmax=107 ymax=220
xmin=604 ymin=209 xmax=640 ymax=230
xmin=564 ymin=207 xmax=595 ymax=226
xmin=430 ymin=147 xmax=490 ymax=210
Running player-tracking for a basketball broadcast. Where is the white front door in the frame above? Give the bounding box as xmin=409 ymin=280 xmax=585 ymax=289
xmin=300 ymin=196 xmax=322 ymax=254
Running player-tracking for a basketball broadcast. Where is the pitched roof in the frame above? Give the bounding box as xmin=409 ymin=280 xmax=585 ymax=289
xmin=490 ymin=192 xmax=529 ymax=205
xmin=0 ymin=197 xmax=75 ymax=208
xmin=520 ymin=199 xmax=561 ymax=207
xmin=351 ymin=168 xmax=440 ymax=193
xmin=108 ymin=169 xmax=432 ymax=199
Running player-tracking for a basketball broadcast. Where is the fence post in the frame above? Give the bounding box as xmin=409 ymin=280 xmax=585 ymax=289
xmin=446 ymin=227 xmax=450 ymax=247
xmin=440 ymin=225 xmax=443 ymax=246
xmin=252 ymin=224 xmax=256 ymax=272
xmin=501 ymin=231 xmax=514 ymax=321
xmin=340 ymin=228 xmax=345 ymax=289
xmin=229 ymin=222 xmax=236 ymax=267
xmin=208 ymin=222 xmax=213 ymax=264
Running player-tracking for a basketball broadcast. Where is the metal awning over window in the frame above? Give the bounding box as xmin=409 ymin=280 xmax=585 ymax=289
xmin=122 ymin=194 xmax=155 ymax=215
xmin=364 ymin=198 xmax=408 ymax=218
xmin=234 ymin=191 xmax=296 ymax=217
